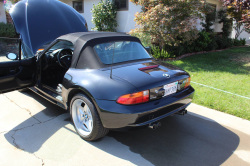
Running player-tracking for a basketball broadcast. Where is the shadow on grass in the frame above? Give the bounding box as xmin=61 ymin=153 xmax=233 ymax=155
xmin=4 ymin=90 xmax=245 ymax=165
xmin=167 ymin=47 xmax=250 ymax=75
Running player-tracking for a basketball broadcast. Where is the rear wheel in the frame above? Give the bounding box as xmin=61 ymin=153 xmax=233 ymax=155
xmin=70 ymin=93 xmax=109 ymax=141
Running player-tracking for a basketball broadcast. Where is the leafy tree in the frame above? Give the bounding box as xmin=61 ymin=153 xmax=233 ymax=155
xmin=91 ymin=0 xmax=118 ymax=32
xmin=221 ymin=0 xmax=250 ymax=38
xmin=242 ymin=13 xmax=250 ymax=33
xmin=130 ymin=0 xmax=205 ymax=47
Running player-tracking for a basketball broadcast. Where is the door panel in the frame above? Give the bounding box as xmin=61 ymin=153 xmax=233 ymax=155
xmin=0 ymin=57 xmax=36 ymax=93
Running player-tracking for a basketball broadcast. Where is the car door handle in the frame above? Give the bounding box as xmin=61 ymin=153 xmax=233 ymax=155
xmin=9 ymin=69 xmax=16 ymax=74
xmin=9 ymin=70 xmax=16 ymax=74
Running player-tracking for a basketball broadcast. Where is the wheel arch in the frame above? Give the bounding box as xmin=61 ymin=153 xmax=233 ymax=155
xmin=66 ymin=87 xmax=101 ymax=115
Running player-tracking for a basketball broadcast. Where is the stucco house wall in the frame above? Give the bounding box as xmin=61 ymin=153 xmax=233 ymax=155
xmin=60 ymin=0 xmax=249 ymax=41
xmin=0 ymin=0 xmax=7 ymax=23
xmin=61 ymin=0 xmax=141 ymax=32
xmin=230 ymin=25 xmax=250 ymax=43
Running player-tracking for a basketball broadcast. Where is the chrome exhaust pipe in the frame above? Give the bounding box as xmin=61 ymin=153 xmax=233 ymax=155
xmin=148 ymin=122 xmax=161 ymax=130
xmin=156 ymin=122 xmax=161 ymax=128
xmin=148 ymin=123 xmax=157 ymax=130
xmin=175 ymin=109 xmax=187 ymax=116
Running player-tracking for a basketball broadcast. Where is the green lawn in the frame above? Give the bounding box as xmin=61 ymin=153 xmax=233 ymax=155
xmin=166 ymin=47 xmax=250 ymax=120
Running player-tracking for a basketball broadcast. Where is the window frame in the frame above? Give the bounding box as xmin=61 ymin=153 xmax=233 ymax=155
xmin=115 ymin=0 xmax=129 ymax=11
xmin=72 ymin=0 xmax=84 ymax=13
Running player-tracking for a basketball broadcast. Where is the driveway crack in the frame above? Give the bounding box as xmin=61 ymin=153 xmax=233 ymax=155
xmin=2 ymin=94 xmax=64 ymax=166
xmin=3 ymin=94 xmax=42 ymax=123
xmin=11 ymin=130 xmax=45 ymax=166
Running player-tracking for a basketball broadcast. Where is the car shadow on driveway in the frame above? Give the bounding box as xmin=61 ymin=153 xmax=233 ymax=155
xmin=4 ymin=91 xmax=241 ymax=165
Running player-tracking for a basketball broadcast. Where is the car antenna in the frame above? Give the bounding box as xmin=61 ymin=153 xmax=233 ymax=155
xmin=110 ymin=42 xmax=115 ymax=79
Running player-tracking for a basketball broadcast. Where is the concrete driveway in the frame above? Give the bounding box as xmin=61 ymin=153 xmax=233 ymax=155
xmin=0 ymin=91 xmax=250 ymax=166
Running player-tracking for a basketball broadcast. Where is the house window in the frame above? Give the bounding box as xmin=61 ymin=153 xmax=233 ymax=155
xmin=73 ymin=1 xmax=83 ymax=13
xmin=115 ymin=0 xmax=128 ymax=11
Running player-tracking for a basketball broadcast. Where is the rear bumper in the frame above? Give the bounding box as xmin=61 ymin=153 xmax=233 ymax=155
xmin=95 ymin=86 xmax=195 ymax=129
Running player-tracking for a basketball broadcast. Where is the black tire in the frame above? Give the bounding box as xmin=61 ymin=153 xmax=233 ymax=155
xmin=70 ymin=93 xmax=109 ymax=141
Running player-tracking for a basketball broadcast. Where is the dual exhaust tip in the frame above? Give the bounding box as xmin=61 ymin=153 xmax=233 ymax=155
xmin=148 ymin=122 xmax=161 ymax=130
xmin=148 ymin=109 xmax=187 ymax=130
xmin=175 ymin=109 xmax=187 ymax=116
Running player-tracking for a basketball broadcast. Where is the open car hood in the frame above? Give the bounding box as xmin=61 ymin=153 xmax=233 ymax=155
xmin=10 ymin=0 xmax=88 ymax=54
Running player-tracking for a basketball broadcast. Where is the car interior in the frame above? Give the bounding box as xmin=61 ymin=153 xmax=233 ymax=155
xmin=40 ymin=40 xmax=73 ymax=97
xmin=94 ymin=41 xmax=151 ymax=64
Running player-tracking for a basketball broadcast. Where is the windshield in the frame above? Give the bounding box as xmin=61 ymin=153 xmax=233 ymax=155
xmin=94 ymin=41 xmax=151 ymax=64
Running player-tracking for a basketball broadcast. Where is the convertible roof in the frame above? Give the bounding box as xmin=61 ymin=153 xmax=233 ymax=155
xmin=58 ymin=32 xmax=142 ymax=68
xmin=58 ymin=32 xmax=136 ymax=44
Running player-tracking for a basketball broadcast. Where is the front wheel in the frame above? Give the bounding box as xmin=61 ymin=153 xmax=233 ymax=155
xmin=70 ymin=93 xmax=109 ymax=141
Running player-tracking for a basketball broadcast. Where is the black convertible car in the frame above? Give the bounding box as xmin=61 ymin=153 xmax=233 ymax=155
xmin=0 ymin=0 xmax=194 ymax=141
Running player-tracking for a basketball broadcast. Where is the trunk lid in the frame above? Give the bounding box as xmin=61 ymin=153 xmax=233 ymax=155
xmin=104 ymin=60 xmax=189 ymax=91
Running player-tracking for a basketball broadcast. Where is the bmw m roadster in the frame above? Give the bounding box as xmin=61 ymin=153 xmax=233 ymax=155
xmin=0 ymin=0 xmax=194 ymax=141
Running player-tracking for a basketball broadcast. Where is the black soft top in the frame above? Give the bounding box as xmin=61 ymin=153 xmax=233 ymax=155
xmin=57 ymin=32 xmax=142 ymax=69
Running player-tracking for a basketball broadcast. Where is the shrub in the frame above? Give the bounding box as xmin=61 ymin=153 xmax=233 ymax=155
xmin=130 ymin=0 xmax=205 ymax=47
xmin=91 ymin=0 xmax=118 ymax=32
xmin=151 ymin=46 xmax=172 ymax=59
xmin=129 ymin=31 xmax=152 ymax=47
xmin=192 ymin=31 xmax=212 ymax=52
xmin=206 ymin=33 xmax=218 ymax=51
xmin=233 ymin=39 xmax=242 ymax=46
xmin=0 ymin=22 xmax=16 ymax=38
xmin=215 ymin=35 xmax=231 ymax=49
xmin=226 ymin=38 xmax=234 ymax=48
xmin=240 ymin=38 xmax=246 ymax=45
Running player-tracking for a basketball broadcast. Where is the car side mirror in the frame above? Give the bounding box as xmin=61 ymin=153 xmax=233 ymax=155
xmin=6 ymin=53 xmax=18 ymax=60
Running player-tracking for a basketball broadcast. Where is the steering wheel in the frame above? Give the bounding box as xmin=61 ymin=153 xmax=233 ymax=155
xmin=57 ymin=48 xmax=73 ymax=69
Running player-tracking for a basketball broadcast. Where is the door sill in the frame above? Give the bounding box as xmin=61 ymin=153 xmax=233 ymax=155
xmin=29 ymin=86 xmax=66 ymax=109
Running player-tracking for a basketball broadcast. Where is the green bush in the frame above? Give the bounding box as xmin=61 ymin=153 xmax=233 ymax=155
xmin=205 ymin=33 xmax=218 ymax=51
xmin=0 ymin=22 xmax=16 ymax=38
xmin=130 ymin=32 xmax=152 ymax=47
xmin=240 ymin=38 xmax=246 ymax=45
xmin=233 ymin=38 xmax=242 ymax=46
xmin=151 ymin=46 xmax=172 ymax=59
xmin=226 ymin=38 xmax=234 ymax=48
xmin=91 ymin=0 xmax=118 ymax=32
xmin=140 ymin=31 xmax=244 ymax=59
xmin=192 ymin=31 xmax=212 ymax=52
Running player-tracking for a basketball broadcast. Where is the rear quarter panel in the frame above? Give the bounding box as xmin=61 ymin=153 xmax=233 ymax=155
xmin=62 ymin=68 xmax=139 ymax=102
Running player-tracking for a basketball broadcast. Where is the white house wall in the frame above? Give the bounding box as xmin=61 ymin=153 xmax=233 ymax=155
xmin=0 ymin=1 xmax=6 ymax=23
xmin=60 ymin=0 xmax=224 ymax=33
xmin=60 ymin=0 xmax=141 ymax=32
xmin=230 ymin=24 xmax=250 ymax=43
xmin=60 ymin=0 xmax=249 ymax=41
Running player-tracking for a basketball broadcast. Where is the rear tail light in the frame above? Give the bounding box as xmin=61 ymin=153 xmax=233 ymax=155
xmin=117 ymin=90 xmax=149 ymax=105
xmin=184 ymin=77 xmax=191 ymax=88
